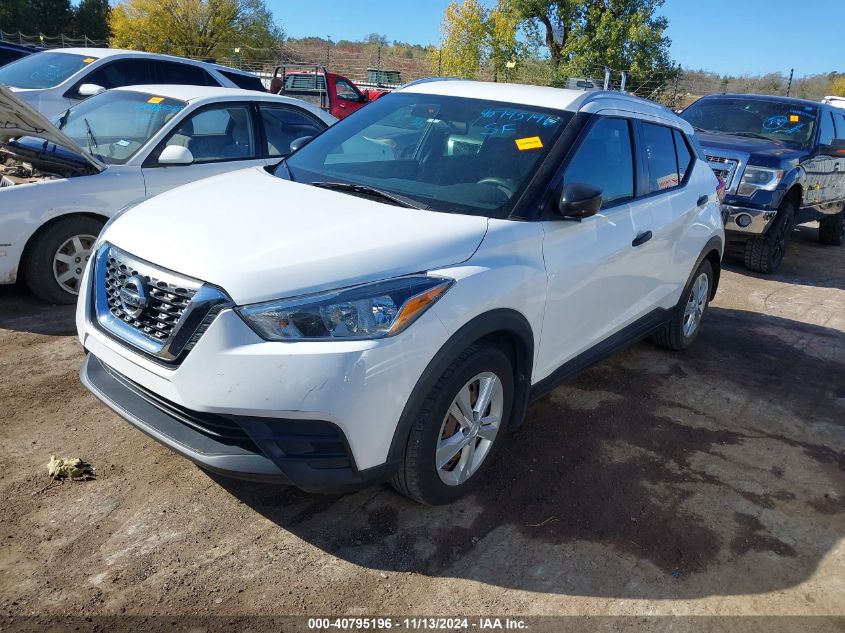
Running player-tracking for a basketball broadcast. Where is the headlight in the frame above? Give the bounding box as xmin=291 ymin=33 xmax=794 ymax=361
xmin=237 ymin=275 xmax=453 ymax=341
xmin=737 ymin=166 xmax=784 ymax=197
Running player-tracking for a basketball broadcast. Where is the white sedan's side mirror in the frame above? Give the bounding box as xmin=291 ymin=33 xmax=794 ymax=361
xmin=77 ymin=83 xmax=106 ymax=97
xmin=158 ymin=145 xmax=194 ymax=165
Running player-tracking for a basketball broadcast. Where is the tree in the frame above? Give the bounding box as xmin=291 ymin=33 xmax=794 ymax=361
xmin=109 ymin=0 xmax=283 ymax=60
xmin=439 ymin=0 xmax=489 ymax=78
xmin=830 ymin=75 xmax=845 ymax=97
xmin=488 ymin=2 xmax=521 ymax=81
xmin=504 ymin=0 xmax=673 ymax=85
xmin=75 ymin=0 xmax=110 ymax=41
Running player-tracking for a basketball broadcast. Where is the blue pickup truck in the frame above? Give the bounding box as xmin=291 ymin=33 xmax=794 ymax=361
xmin=680 ymin=94 xmax=845 ymax=272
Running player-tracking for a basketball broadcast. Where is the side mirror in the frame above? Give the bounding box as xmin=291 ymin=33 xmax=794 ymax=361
xmin=289 ymin=135 xmax=313 ymax=153
xmin=556 ymin=182 xmax=603 ymax=219
xmin=820 ymin=138 xmax=845 ymax=156
xmin=158 ymin=144 xmax=194 ymax=165
xmin=77 ymin=83 xmax=105 ymax=97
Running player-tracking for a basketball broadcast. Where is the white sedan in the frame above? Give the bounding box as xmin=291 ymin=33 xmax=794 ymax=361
xmin=0 ymin=84 xmax=335 ymax=303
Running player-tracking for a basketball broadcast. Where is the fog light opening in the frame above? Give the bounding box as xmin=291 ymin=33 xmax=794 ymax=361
xmin=736 ymin=213 xmax=753 ymax=228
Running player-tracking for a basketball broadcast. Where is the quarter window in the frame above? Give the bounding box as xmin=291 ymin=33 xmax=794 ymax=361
xmin=161 ymin=104 xmax=256 ymax=163
xmin=641 ymin=123 xmax=680 ymax=192
xmin=673 ymin=129 xmax=694 ymax=181
xmin=221 ymin=70 xmax=266 ymax=92
xmin=563 ymin=117 xmax=634 ymax=207
xmin=260 ymin=105 xmax=326 ymax=157
xmin=834 ymin=113 xmax=845 ymax=140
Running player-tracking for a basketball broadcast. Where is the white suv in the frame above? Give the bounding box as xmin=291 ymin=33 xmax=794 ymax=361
xmin=77 ymin=80 xmax=724 ymax=505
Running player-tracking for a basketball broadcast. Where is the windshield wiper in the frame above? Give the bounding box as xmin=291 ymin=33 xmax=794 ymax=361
xmin=310 ymin=181 xmax=428 ymax=210
xmin=725 ymin=131 xmax=772 ymax=141
xmin=57 ymin=108 xmax=70 ymax=130
xmin=82 ymin=117 xmax=100 ymax=156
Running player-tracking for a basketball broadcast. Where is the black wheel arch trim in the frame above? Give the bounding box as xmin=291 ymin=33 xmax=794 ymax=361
xmin=386 ymin=308 xmax=535 ymax=464
xmin=691 ymin=235 xmax=723 ymax=300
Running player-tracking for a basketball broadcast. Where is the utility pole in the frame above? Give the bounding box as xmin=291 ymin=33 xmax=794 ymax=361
xmin=326 ymin=35 xmax=331 ymax=67
xmin=786 ymin=68 xmax=794 ymax=96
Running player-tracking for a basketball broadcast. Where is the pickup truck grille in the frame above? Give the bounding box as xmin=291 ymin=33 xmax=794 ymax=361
xmin=92 ymin=244 xmax=231 ymax=363
xmin=705 ymin=154 xmax=740 ymax=189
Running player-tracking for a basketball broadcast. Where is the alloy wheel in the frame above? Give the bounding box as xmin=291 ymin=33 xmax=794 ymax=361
xmin=682 ymin=272 xmax=709 ymax=338
xmin=52 ymin=234 xmax=96 ymax=296
xmin=436 ymin=371 xmax=504 ymax=486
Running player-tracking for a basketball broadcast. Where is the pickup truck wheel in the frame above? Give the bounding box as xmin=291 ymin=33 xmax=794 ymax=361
xmin=23 ymin=216 xmax=103 ymax=304
xmin=391 ymin=343 xmax=514 ymax=505
xmin=818 ymin=211 xmax=845 ymax=246
xmin=743 ymin=201 xmax=795 ymax=273
xmin=651 ymin=259 xmax=713 ymax=351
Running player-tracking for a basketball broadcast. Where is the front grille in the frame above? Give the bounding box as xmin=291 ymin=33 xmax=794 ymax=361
xmin=705 ymin=154 xmax=740 ymax=189
xmin=92 ymin=244 xmax=231 ymax=364
xmin=104 ymin=253 xmax=197 ymax=342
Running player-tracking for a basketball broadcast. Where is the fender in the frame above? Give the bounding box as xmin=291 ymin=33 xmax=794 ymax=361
xmin=687 ymin=234 xmax=724 ymax=300
xmin=386 ymin=308 xmax=535 ymax=464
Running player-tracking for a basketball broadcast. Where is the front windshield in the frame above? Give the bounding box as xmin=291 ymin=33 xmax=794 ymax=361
xmin=681 ymin=97 xmax=817 ymax=146
xmin=0 ymin=51 xmax=94 ymax=89
xmin=58 ymin=90 xmax=186 ymax=164
xmin=282 ymin=92 xmax=573 ymax=216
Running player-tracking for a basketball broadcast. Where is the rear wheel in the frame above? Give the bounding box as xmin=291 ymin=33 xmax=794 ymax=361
xmin=23 ymin=215 xmax=103 ymax=304
xmin=819 ymin=211 xmax=845 ymax=246
xmin=391 ymin=343 xmax=514 ymax=505
xmin=651 ymin=259 xmax=713 ymax=351
xmin=743 ymin=201 xmax=795 ymax=273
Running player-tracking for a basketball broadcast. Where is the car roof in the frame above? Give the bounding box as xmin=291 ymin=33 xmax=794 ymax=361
xmin=397 ymin=79 xmax=691 ymax=132
xmin=109 ymin=85 xmax=337 ymax=122
xmin=696 ymin=92 xmax=823 ymax=109
xmin=36 ymin=47 xmax=256 ymax=77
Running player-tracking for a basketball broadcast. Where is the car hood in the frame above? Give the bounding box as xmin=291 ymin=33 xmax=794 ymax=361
xmin=103 ymin=167 xmax=490 ymax=304
xmin=0 ymin=84 xmax=104 ymax=172
xmin=695 ymin=131 xmax=808 ymax=165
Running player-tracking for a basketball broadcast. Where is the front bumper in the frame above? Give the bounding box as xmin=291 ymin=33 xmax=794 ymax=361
xmin=723 ymin=204 xmax=778 ymax=236
xmin=81 ymin=353 xmax=397 ymax=491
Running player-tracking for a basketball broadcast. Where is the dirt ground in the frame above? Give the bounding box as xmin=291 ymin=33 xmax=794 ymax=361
xmin=1 ymin=224 xmax=843 ymax=627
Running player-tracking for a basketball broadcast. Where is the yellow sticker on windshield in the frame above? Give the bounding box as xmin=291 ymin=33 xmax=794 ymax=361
xmin=515 ymin=136 xmax=543 ymax=150
xmin=147 ymin=96 xmax=164 ymax=104
xmin=83 ymin=57 xmax=96 ymax=63
xmin=789 ymin=114 xmax=800 ymax=122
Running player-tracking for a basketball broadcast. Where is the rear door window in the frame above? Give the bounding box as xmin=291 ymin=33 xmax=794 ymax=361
xmin=156 ymin=60 xmax=217 ymax=86
xmin=641 ymin=122 xmax=680 ymax=192
xmin=819 ymin=110 xmax=835 ymax=145
xmin=563 ymin=117 xmax=634 ymax=208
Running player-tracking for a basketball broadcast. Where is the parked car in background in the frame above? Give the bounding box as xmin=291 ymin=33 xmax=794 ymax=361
xmin=269 ymin=65 xmax=387 ymax=119
xmin=0 ymin=48 xmax=267 ymax=118
xmin=77 ymin=81 xmax=724 ymax=505
xmin=822 ymin=95 xmax=845 ymax=110
xmin=0 ymin=41 xmax=40 ymax=68
xmin=0 ymin=84 xmax=335 ymax=303
xmin=681 ymin=94 xmax=845 ymax=272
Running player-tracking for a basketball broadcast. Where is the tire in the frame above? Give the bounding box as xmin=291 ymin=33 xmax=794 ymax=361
xmin=23 ymin=215 xmax=103 ymax=305
xmin=651 ymin=259 xmax=713 ymax=352
xmin=818 ymin=211 xmax=845 ymax=246
xmin=391 ymin=343 xmax=514 ymax=505
xmin=743 ymin=201 xmax=795 ymax=273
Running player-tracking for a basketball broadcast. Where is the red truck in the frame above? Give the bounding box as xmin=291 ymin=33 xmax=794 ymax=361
xmin=269 ymin=64 xmax=387 ymax=119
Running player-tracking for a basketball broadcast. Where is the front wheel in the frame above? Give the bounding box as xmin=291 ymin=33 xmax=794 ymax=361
xmin=391 ymin=343 xmax=514 ymax=505
xmin=743 ymin=201 xmax=795 ymax=273
xmin=819 ymin=211 xmax=845 ymax=246
xmin=23 ymin=215 xmax=103 ymax=304
xmin=651 ymin=259 xmax=714 ymax=351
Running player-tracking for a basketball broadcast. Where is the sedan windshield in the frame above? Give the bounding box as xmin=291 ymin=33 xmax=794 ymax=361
xmin=681 ymin=97 xmax=817 ymax=146
xmin=281 ymin=92 xmax=573 ymax=216
xmin=58 ymin=90 xmax=186 ymax=164
xmin=0 ymin=51 xmax=95 ymax=89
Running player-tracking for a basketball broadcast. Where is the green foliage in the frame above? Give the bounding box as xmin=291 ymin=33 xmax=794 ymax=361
xmin=109 ymin=0 xmax=283 ymax=59
xmin=75 ymin=0 xmax=110 ymax=42
xmin=440 ymin=0 xmax=489 ymax=79
xmin=504 ymin=0 xmax=674 ymax=88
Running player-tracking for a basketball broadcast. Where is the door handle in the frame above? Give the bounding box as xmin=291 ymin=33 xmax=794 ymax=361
xmin=697 ymin=194 xmax=709 ymax=206
xmin=632 ymin=230 xmax=653 ymax=247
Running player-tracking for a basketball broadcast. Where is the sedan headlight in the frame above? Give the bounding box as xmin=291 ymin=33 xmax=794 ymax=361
xmin=237 ymin=275 xmax=453 ymax=341
xmin=737 ymin=166 xmax=784 ymax=197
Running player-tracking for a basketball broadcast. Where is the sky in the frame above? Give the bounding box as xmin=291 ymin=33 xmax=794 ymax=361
xmin=269 ymin=0 xmax=844 ymax=77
